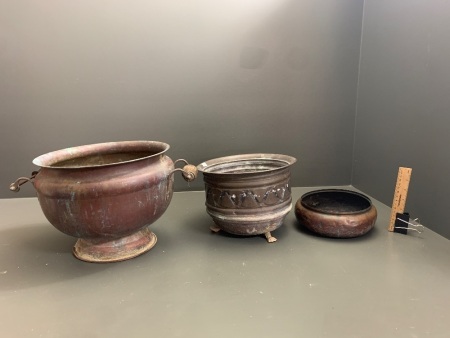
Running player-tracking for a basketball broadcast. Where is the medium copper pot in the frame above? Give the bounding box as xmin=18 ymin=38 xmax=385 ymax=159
xmin=197 ymin=154 xmax=297 ymax=243
xmin=10 ymin=141 xmax=196 ymax=262
xmin=295 ymin=189 xmax=377 ymax=238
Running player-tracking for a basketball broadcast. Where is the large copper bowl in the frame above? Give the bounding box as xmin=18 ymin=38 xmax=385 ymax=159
xmin=198 ymin=154 xmax=297 ymax=243
xmin=10 ymin=141 xmax=196 ymax=262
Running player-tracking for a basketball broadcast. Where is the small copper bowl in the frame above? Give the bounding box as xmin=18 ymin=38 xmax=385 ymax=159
xmin=295 ymin=189 xmax=377 ymax=238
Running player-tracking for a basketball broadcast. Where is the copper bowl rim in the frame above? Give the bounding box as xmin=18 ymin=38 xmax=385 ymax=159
xmin=32 ymin=140 xmax=170 ymax=169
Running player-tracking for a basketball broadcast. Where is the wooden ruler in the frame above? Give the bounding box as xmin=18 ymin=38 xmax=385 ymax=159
xmin=388 ymin=167 xmax=412 ymax=231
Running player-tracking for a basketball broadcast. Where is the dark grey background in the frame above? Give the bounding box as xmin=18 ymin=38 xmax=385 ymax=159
xmin=1 ymin=1 xmax=363 ymax=194
xmin=1 ymin=1 xmax=449 ymax=239
xmin=352 ymin=0 xmax=450 ymax=239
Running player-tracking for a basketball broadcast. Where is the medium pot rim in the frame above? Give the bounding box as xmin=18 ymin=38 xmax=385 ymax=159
xmin=197 ymin=153 xmax=296 ymax=175
xmin=32 ymin=140 xmax=170 ymax=169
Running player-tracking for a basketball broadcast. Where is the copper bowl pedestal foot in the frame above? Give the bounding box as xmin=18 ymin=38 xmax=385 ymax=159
xmin=73 ymin=227 xmax=157 ymax=263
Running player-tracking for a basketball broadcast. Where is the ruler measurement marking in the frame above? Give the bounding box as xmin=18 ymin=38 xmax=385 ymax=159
xmin=388 ymin=167 xmax=412 ymax=232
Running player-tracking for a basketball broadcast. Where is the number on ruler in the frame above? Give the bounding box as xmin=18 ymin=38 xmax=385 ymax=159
xmin=388 ymin=167 xmax=412 ymax=232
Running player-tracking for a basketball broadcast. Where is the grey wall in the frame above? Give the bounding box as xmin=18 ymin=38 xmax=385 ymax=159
xmin=0 ymin=0 xmax=364 ymax=198
xmin=353 ymin=0 xmax=450 ymax=238
xmin=2 ymin=1 xmax=450 ymax=239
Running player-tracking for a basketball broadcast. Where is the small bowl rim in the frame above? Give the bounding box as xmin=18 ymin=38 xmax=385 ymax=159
xmin=299 ymin=189 xmax=373 ymax=215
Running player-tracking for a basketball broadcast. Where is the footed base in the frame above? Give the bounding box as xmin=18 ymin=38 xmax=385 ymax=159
xmin=73 ymin=227 xmax=157 ymax=263
xmin=210 ymin=224 xmax=278 ymax=243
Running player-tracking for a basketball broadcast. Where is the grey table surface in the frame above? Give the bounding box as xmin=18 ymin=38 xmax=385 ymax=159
xmin=1 ymin=186 xmax=449 ymax=338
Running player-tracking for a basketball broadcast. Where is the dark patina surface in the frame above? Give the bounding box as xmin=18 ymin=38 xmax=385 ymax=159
xmin=11 ymin=141 xmax=196 ymax=262
xmin=198 ymin=154 xmax=297 ymax=242
xmin=295 ymin=189 xmax=377 ymax=238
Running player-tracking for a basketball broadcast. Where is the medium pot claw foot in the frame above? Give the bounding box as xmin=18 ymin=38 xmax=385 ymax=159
xmin=264 ymin=232 xmax=277 ymax=243
xmin=210 ymin=225 xmax=221 ymax=233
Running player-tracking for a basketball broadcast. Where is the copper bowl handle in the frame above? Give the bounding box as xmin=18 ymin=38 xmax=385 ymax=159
xmin=170 ymin=159 xmax=198 ymax=182
xmin=10 ymin=171 xmax=39 ymax=192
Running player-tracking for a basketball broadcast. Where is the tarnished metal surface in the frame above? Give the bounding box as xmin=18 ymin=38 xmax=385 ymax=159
xmin=171 ymin=159 xmax=198 ymax=182
xmin=295 ymin=189 xmax=377 ymax=238
xmin=198 ymin=154 xmax=297 ymax=242
xmin=73 ymin=228 xmax=157 ymax=263
xmin=9 ymin=171 xmax=39 ymax=192
xmin=11 ymin=141 xmax=188 ymax=262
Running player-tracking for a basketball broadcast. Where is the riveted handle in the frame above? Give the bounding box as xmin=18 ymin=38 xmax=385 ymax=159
xmin=10 ymin=171 xmax=39 ymax=192
xmin=171 ymin=159 xmax=198 ymax=182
